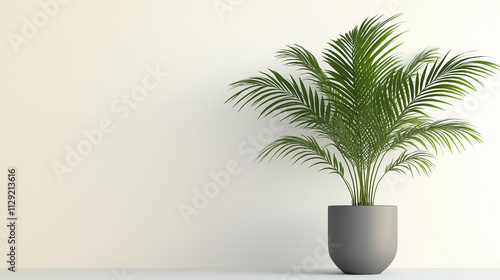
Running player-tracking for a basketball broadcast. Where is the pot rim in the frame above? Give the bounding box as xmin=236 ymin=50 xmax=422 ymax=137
xmin=328 ymin=205 xmax=397 ymax=208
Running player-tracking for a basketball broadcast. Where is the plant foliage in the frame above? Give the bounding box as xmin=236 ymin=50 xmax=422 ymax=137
xmin=226 ymin=14 xmax=498 ymax=205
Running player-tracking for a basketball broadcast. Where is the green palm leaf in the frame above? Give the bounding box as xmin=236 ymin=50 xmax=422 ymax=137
xmin=258 ymin=135 xmax=344 ymax=176
xmin=384 ymin=151 xmax=435 ymax=177
xmin=388 ymin=118 xmax=482 ymax=154
xmin=227 ymin=70 xmax=331 ymax=130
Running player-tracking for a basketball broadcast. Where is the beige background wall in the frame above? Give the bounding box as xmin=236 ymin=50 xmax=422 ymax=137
xmin=0 ymin=0 xmax=499 ymax=269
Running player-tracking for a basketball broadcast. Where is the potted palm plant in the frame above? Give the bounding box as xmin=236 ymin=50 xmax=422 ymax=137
xmin=225 ymin=14 xmax=498 ymax=274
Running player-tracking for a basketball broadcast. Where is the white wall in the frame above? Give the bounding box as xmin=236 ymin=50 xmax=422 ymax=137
xmin=1 ymin=0 xmax=499 ymax=270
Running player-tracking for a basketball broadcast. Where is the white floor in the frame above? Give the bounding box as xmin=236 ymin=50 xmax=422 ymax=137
xmin=0 ymin=269 xmax=499 ymax=279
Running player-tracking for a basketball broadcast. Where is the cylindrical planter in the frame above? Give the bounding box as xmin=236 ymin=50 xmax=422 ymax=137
xmin=328 ymin=205 xmax=397 ymax=274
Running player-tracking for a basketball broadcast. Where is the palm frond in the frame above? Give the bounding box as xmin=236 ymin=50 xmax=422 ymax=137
xmin=405 ymin=47 xmax=441 ymax=76
xmin=388 ymin=119 xmax=482 ymax=154
xmin=394 ymin=52 xmax=498 ymax=118
xmin=276 ymin=44 xmax=331 ymax=93
xmin=258 ymin=135 xmax=344 ymax=176
xmin=227 ymin=14 xmax=499 ymax=205
xmin=384 ymin=151 xmax=435 ymax=176
xmin=226 ymin=70 xmax=331 ymax=130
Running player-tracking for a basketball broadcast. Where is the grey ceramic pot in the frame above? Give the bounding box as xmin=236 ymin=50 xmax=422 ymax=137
xmin=328 ymin=205 xmax=397 ymax=274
